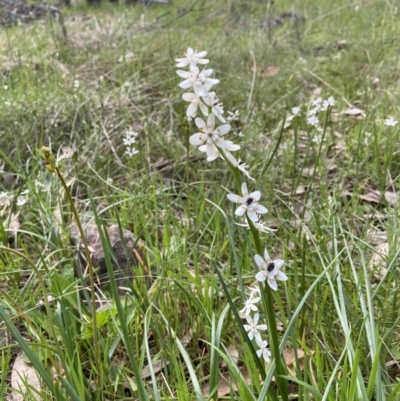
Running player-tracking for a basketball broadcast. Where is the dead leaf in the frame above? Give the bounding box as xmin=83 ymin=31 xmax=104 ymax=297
xmin=221 ymin=345 xmax=239 ymax=368
xmin=342 ymin=107 xmax=366 ymax=118
xmin=359 ymin=190 xmax=397 ymax=206
xmin=262 ymin=65 xmax=280 ymax=77
xmin=201 ymin=366 xmax=250 ymax=397
xmin=141 ymin=359 xmax=166 ymax=379
xmin=369 ymin=242 xmax=389 ymax=280
xmin=9 ymin=352 xmax=42 ymax=401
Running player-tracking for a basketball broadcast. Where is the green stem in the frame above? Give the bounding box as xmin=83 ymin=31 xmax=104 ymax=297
xmin=54 ymin=166 xmax=101 ymax=396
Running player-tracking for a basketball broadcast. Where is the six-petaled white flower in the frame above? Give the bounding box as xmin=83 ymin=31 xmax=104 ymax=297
xmin=227 ymin=182 xmax=268 ymax=222
xmin=243 ymin=313 xmax=267 ymax=342
xmin=239 ymin=293 xmax=261 ymax=318
xmin=255 ymin=249 xmax=287 ymax=291
xmin=123 ymin=131 xmax=138 ymax=146
xmin=189 ymin=114 xmax=239 ymax=159
xmin=307 ymin=115 xmax=320 ymax=127
xmin=291 ymin=106 xmax=301 ymax=116
xmin=175 ymin=47 xmax=209 ymax=68
xmin=224 ymin=152 xmax=254 ymax=180
xmin=256 ymin=339 xmax=271 ymax=362
xmin=176 ymin=67 xmax=219 ymax=96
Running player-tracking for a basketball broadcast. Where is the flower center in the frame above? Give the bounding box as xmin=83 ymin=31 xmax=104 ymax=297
xmin=267 ymin=262 xmax=275 ymax=272
xmin=246 ymin=197 xmax=254 ymax=206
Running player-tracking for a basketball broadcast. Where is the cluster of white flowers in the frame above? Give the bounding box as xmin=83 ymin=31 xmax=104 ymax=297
xmin=175 ymin=47 xmax=243 ymax=163
xmin=307 ymin=96 xmax=335 ymax=132
xmin=0 ymin=190 xmax=29 ymax=207
xmin=239 ymin=287 xmax=271 ymax=361
xmin=123 ymin=131 xmax=139 ymax=157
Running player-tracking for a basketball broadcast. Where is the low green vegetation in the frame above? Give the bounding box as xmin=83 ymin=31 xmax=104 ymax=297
xmin=1 ymin=0 xmax=400 ymax=400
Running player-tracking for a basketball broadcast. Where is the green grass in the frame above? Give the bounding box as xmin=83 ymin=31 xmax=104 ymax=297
xmin=1 ymin=0 xmax=400 ymax=399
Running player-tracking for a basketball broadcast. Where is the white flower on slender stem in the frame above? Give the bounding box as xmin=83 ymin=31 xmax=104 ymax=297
xmin=243 ymin=313 xmax=267 ymax=342
xmin=224 ymin=152 xmax=254 ymax=180
xmin=123 ymin=131 xmax=138 ymax=146
xmin=235 ymin=216 xmax=276 ymax=233
xmin=291 ymin=106 xmax=301 ymax=116
xmin=203 ymin=92 xmax=226 ymax=122
xmin=384 ymin=117 xmax=398 ymax=127
xmin=312 ymin=97 xmax=323 ymax=108
xmin=176 ymin=67 xmax=219 ymax=96
xmin=307 ymin=115 xmax=320 ymax=127
xmin=227 ymin=109 xmax=240 ymax=121
xmin=255 ymin=249 xmax=287 ymax=291
xmin=175 ymin=47 xmax=209 ymax=68
xmin=256 ymin=339 xmax=271 ymax=362
xmin=189 ymin=113 xmax=239 ymax=159
xmin=227 ymin=182 xmax=268 ymax=222
xmin=125 ymin=147 xmax=138 ymax=157
xmin=239 ymin=295 xmax=261 ymax=318
xmin=182 ymin=92 xmax=209 ymax=118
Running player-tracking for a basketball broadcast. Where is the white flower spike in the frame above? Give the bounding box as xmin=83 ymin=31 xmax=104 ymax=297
xmin=175 ymin=47 xmax=209 ymax=68
xmin=227 ymin=182 xmax=268 ymax=222
xmin=243 ymin=313 xmax=267 ymax=343
xmin=255 ymin=249 xmax=287 ymax=291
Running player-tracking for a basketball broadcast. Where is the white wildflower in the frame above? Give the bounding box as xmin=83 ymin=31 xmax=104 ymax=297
xmin=224 ymin=152 xmax=254 ymax=180
xmin=16 ymin=196 xmax=28 ymax=206
xmin=125 ymin=147 xmax=138 ymax=157
xmin=176 ymin=66 xmax=219 ymax=96
xmin=227 ymin=182 xmax=268 ymax=222
xmin=307 ymin=115 xmax=320 ymax=127
xmin=175 ymin=47 xmax=209 ymax=68
xmin=291 ymin=106 xmax=301 ymax=116
xmin=243 ymin=313 xmax=267 ymax=342
xmin=255 ymin=249 xmax=287 ymax=291
xmin=227 ymin=110 xmax=240 ymax=121
xmin=123 ymin=131 xmax=138 ymax=145
xmin=189 ymin=114 xmax=239 ymax=159
xmin=256 ymin=339 xmax=271 ymax=362
xmin=384 ymin=117 xmax=398 ymax=127
xmin=239 ymin=294 xmax=261 ymax=318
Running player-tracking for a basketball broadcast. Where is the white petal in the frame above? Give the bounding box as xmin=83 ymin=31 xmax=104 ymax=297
xmin=182 ymin=92 xmax=198 ymax=101
xmin=196 ymin=50 xmax=207 ymax=58
xmin=263 ymin=249 xmax=270 ymax=261
xmin=214 ymin=124 xmax=231 ymax=136
xmin=254 ymin=254 xmax=264 ymax=268
xmin=194 ymin=83 xmax=207 ymax=96
xmin=274 ymin=259 xmax=284 ymax=270
xmin=205 ymin=142 xmax=216 ymax=158
xmin=206 ymin=113 xmax=215 ymax=130
xmin=176 ymin=70 xmax=190 ymax=78
xmin=268 ymin=278 xmax=278 ymax=291
xmin=225 ymin=142 xmax=241 ymax=152
xmin=247 ymin=210 xmax=259 ymax=222
xmin=189 ymin=133 xmax=206 ymax=145
xmin=253 ymin=313 xmax=259 ymax=324
xmin=186 ymin=102 xmax=198 ymax=118
xmin=179 ymin=80 xmax=193 ymax=89
xmin=235 ymin=205 xmax=247 ymax=217
xmin=255 ymin=204 xmax=268 ymax=215
xmin=255 ymin=271 xmax=267 ymax=282
xmin=250 ymin=191 xmax=261 ymax=201
xmin=257 ymin=324 xmax=267 ymax=331
xmin=195 ymin=117 xmax=207 ymax=131
xmin=277 ymin=271 xmax=288 ymax=281
xmin=199 ymin=100 xmax=209 ymax=116
xmin=227 ymin=194 xmax=240 ymax=203
xmin=241 ymin=182 xmax=248 ymax=196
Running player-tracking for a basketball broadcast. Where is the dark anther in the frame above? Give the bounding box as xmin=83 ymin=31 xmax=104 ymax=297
xmin=246 ymin=197 xmax=254 ymax=205
xmin=267 ymin=262 xmax=275 ymax=272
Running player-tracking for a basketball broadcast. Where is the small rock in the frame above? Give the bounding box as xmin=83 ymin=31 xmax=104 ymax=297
xmin=69 ymin=222 xmax=155 ymax=292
